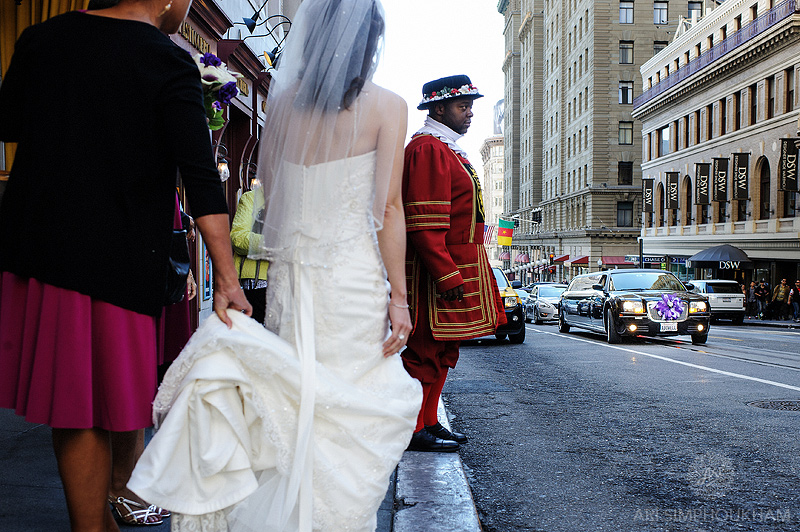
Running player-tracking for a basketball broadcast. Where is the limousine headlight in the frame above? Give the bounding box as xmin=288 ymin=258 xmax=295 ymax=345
xmin=505 ymin=296 xmax=518 ymax=308
xmin=689 ymin=301 xmax=709 ymax=313
xmin=621 ymin=300 xmax=645 ymax=314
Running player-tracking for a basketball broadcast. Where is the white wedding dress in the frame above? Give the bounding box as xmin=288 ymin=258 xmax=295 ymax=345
xmin=128 ymin=151 xmax=422 ymax=532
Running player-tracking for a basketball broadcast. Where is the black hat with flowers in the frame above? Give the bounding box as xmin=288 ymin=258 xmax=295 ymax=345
xmin=417 ymin=74 xmax=484 ymax=110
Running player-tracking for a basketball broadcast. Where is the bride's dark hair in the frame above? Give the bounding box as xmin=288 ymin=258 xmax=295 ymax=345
xmin=295 ymin=0 xmax=385 ymax=111
xmin=341 ymin=2 xmax=384 ymax=109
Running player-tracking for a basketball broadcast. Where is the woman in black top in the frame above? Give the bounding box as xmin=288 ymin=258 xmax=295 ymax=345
xmin=0 ymin=1 xmax=251 ymax=530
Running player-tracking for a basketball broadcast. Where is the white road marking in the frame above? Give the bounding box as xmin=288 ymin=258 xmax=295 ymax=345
xmin=531 ymin=328 xmax=800 ymax=393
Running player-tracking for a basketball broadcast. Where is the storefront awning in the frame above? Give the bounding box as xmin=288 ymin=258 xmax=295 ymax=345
xmin=514 ymin=253 xmax=530 ymax=263
xmin=498 ymin=251 xmax=511 ymax=260
xmin=553 ymin=254 xmax=570 ymax=262
xmin=686 ymin=244 xmax=753 ymax=269
xmin=568 ymin=255 xmax=589 ymax=265
xmin=602 ymin=256 xmax=635 ymax=266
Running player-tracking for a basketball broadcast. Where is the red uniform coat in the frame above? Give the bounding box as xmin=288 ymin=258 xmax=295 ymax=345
xmin=401 ymin=134 xmax=505 ymax=382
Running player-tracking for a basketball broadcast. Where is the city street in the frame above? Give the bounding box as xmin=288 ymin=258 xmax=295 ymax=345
xmin=445 ymin=322 xmax=800 ymax=532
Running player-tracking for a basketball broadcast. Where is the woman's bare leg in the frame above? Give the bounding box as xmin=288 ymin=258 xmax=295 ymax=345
xmin=51 ymin=427 xmax=120 ymax=532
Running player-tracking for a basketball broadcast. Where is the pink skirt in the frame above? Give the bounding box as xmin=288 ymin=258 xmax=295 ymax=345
xmin=0 ymin=272 xmax=157 ymax=431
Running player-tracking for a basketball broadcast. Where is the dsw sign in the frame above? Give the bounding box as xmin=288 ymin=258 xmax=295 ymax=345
xmin=719 ymin=261 xmax=740 ymax=269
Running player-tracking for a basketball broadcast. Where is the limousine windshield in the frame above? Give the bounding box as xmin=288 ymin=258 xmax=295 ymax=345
xmin=609 ymin=271 xmax=686 ymax=292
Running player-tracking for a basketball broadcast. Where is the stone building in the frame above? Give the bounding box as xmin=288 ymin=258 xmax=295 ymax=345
xmin=498 ymin=0 xmax=675 ymax=280
xmin=480 ymin=135 xmax=506 ymax=264
xmin=632 ymin=0 xmax=800 ymax=285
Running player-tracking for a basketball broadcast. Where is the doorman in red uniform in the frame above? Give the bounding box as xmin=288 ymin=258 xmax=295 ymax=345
xmin=402 ymin=75 xmax=505 ymax=452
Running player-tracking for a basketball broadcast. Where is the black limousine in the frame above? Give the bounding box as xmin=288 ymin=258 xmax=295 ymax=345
xmin=558 ymin=269 xmax=711 ymax=344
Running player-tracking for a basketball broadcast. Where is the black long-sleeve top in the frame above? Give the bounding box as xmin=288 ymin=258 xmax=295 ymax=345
xmin=0 ymin=11 xmax=229 ymax=316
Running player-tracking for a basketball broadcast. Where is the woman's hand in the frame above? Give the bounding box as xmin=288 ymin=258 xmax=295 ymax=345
xmin=383 ymin=302 xmax=412 ymax=357
xmin=186 ymin=269 xmax=197 ymax=301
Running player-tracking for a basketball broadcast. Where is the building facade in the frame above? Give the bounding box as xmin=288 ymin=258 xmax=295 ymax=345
xmin=480 ymin=135 xmax=505 ymax=264
xmin=499 ymin=0 xmax=675 ymax=281
xmin=632 ymin=0 xmax=800 ymax=286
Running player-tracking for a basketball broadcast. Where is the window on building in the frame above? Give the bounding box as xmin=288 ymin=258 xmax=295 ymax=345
xmin=694 ymin=110 xmax=700 ymax=144
xmin=620 ymin=41 xmax=634 ymax=64
xmin=786 ymin=67 xmax=795 ymax=112
xmin=720 ymin=97 xmax=726 ymax=134
xmin=619 ymin=121 xmax=634 ymax=144
xmin=707 ymin=34 xmax=714 ymax=49
xmin=697 ymin=204 xmax=707 ymax=224
xmin=683 ymin=115 xmax=690 ymax=148
xmin=695 ymin=43 xmax=702 ymax=58
xmin=617 ymin=202 xmax=634 ymax=227
xmin=653 ymin=41 xmax=668 ymax=55
xmin=658 ymin=125 xmax=670 ymax=156
xmin=749 ymin=83 xmax=758 ymax=124
xmin=654 ymin=2 xmax=668 ymax=24
xmin=750 ymin=4 xmax=758 ymax=22
xmin=767 ymin=75 xmax=775 ymax=119
xmin=688 ymin=1 xmax=702 ymax=19
xmin=618 ymin=161 xmax=633 ymax=185
xmin=734 ymin=92 xmax=741 ymax=130
xmin=734 ymin=14 xmax=742 ymax=31
xmin=706 ymin=104 xmax=714 ymax=139
xmin=720 ymin=25 xmax=727 ymax=41
xmin=619 ymin=81 xmax=634 ymax=104
xmin=620 ymin=1 xmax=634 ymax=23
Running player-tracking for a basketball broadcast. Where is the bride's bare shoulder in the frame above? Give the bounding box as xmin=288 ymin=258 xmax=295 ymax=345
xmin=363 ymin=81 xmax=407 ymax=113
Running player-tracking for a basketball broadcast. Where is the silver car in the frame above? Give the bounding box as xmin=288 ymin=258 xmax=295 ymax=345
xmin=525 ymin=284 xmax=567 ymax=324
xmin=689 ymin=280 xmax=746 ymax=324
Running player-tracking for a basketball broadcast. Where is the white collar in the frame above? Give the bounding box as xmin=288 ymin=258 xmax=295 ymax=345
xmin=414 ymin=116 xmax=468 ymax=158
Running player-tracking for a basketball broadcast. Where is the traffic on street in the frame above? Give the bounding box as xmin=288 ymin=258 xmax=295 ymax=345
xmin=446 ymin=320 xmax=800 ymax=531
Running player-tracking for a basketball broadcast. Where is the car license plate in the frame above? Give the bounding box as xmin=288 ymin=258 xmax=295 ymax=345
xmin=660 ymin=322 xmax=678 ymax=332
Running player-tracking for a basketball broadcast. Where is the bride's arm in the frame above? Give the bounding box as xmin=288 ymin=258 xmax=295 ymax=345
xmin=376 ymin=92 xmax=410 ymax=357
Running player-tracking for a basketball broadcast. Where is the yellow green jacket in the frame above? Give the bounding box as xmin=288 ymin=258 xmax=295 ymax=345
xmin=231 ymin=190 xmax=269 ymax=281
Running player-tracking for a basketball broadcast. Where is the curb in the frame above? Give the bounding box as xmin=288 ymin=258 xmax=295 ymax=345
xmin=393 ymin=401 xmax=482 ymax=532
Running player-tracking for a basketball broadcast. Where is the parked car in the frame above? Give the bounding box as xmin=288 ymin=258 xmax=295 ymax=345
xmin=492 ymin=267 xmax=526 ymax=343
xmin=558 ymin=269 xmax=711 ymax=344
xmin=525 ymin=284 xmax=567 ymax=324
xmin=516 ymin=288 xmax=530 ymax=305
xmin=688 ymin=280 xmax=745 ymax=325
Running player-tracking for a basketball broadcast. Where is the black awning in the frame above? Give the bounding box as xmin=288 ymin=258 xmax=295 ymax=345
xmin=686 ymin=244 xmax=752 ymax=269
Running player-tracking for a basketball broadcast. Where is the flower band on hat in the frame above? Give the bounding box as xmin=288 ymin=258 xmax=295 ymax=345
xmin=419 ymin=83 xmax=481 ymax=107
xmin=417 ymin=74 xmax=484 ymax=110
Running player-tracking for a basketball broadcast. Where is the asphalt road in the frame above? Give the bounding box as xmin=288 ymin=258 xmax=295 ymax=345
xmin=445 ymin=322 xmax=800 ymax=532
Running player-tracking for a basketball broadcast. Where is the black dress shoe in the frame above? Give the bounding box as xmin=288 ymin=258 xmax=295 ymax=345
xmin=406 ymin=429 xmax=460 ymax=452
xmin=425 ymin=422 xmax=468 ymax=444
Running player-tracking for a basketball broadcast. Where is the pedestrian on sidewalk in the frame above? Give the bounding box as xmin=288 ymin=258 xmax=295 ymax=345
xmin=771 ymin=279 xmax=791 ymax=320
xmin=789 ymin=280 xmax=800 ymax=322
xmin=401 ymin=75 xmax=506 ymax=453
xmin=746 ymin=281 xmax=758 ymax=318
xmin=0 ymin=2 xmax=251 ymax=530
xmin=755 ymin=280 xmax=770 ymax=319
xmin=231 ymin=189 xmax=270 ymax=324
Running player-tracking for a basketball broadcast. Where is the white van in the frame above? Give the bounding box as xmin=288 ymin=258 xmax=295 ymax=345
xmin=689 ymin=280 xmax=746 ymax=324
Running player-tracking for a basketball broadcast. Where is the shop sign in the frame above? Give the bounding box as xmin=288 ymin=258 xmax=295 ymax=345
xmin=719 ymin=261 xmax=741 ymax=269
xmin=779 ymin=138 xmax=799 ymax=191
xmin=643 ymin=179 xmax=654 ymax=212
xmin=712 ymin=157 xmax=728 ymax=202
xmin=695 ymin=163 xmax=710 ymax=205
xmin=666 ymin=172 xmax=680 ymax=210
xmin=179 ymin=22 xmax=210 ymax=54
xmin=236 ymin=77 xmax=250 ymax=97
xmin=731 ymin=152 xmax=749 ymax=200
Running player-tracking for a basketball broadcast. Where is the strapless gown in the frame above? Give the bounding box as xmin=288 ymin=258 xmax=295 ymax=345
xmin=128 ymin=151 xmax=422 ymax=532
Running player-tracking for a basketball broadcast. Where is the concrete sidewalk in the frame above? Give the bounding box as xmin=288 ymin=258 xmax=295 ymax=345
xmin=0 ymin=400 xmax=481 ymax=531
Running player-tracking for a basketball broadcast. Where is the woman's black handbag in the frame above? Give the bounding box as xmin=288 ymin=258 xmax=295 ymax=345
xmin=164 ymin=229 xmax=190 ymax=305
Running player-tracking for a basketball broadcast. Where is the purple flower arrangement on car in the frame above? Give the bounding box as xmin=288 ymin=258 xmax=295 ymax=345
xmin=654 ymin=294 xmax=684 ymax=320
xmin=193 ymin=53 xmax=241 ymax=131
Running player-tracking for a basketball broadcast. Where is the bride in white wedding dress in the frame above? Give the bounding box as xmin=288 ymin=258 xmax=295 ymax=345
xmin=127 ymin=1 xmax=422 ymax=530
